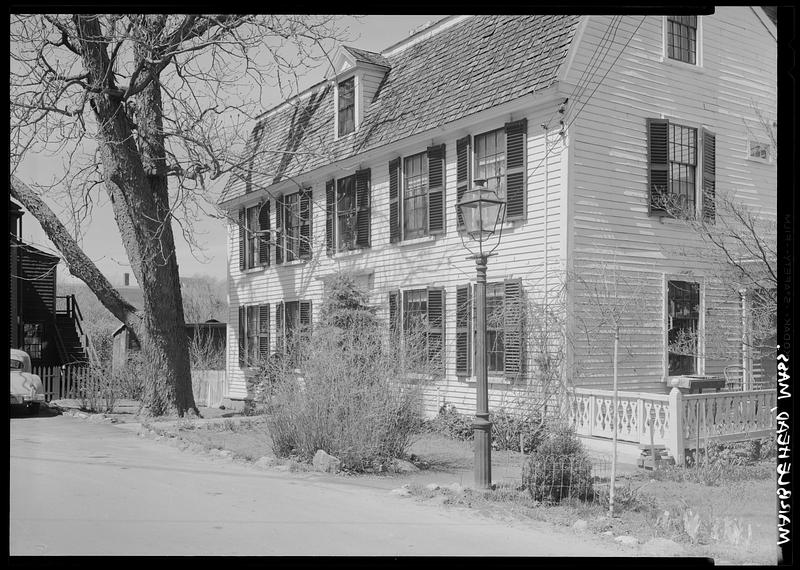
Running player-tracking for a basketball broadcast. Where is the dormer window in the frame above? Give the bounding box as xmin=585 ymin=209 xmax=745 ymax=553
xmin=337 ymin=77 xmax=355 ymax=137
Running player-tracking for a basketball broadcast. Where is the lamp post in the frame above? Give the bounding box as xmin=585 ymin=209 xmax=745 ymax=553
xmin=456 ymin=178 xmax=506 ymax=490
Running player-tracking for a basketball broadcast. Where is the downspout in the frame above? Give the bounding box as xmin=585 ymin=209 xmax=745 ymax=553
xmin=740 ymin=289 xmax=749 ymax=390
xmin=541 ymin=123 xmax=549 ymax=318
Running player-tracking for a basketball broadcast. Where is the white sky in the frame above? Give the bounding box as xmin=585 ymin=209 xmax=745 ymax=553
xmin=15 ymin=15 xmax=445 ymax=286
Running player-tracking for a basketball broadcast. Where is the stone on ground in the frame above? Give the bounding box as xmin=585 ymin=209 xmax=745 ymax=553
xmin=312 ymin=450 xmax=341 ymax=474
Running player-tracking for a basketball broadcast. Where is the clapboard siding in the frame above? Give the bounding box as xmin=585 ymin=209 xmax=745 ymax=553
xmin=564 ymin=11 xmax=776 ymax=393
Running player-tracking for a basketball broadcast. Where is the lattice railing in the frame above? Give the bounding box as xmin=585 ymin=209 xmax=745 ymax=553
xmin=683 ymin=390 xmax=776 ymax=445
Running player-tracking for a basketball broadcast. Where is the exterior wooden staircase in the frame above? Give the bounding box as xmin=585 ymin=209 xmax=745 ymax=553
xmin=53 ymin=295 xmax=99 ymax=366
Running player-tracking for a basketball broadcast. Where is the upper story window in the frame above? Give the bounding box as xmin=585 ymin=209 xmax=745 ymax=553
xmin=403 ymin=153 xmax=429 ymax=239
xmin=337 ymin=77 xmax=355 ymax=137
xmin=326 ymin=169 xmax=371 ymax=254
xmin=238 ymin=202 xmax=270 ymax=270
xmin=748 ymin=140 xmax=772 ymax=162
xmin=667 ymin=15 xmax=697 ymax=65
xmin=456 ymin=119 xmax=528 ymax=226
xmin=388 ymin=145 xmax=445 ymax=243
xmin=276 ymin=189 xmax=312 ymax=264
xmin=647 ymin=118 xmax=716 ymax=222
xmin=475 ymin=129 xmax=507 ymax=199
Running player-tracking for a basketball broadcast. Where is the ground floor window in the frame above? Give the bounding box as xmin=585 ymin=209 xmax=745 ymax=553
xmin=667 ymin=280 xmax=700 ymax=376
xmin=23 ymin=322 xmax=44 ymax=360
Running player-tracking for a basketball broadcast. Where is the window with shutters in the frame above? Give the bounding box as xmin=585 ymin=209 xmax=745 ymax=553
xmin=666 ymin=16 xmax=697 ymax=65
xmin=277 ymin=190 xmax=312 ymax=263
xmin=454 ymin=279 xmax=524 ymax=381
xmin=239 ymin=203 xmax=270 ymax=270
xmin=238 ymin=304 xmax=269 ymax=368
xmin=667 ymin=280 xmax=700 ymax=376
xmin=647 ymin=119 xmax=715 ymax=221
xmin=389 ymin=287 xmax=445 ymax=374
xmin=327 ymin=170 xmax=371 ymax=254
xmin=337 ymin=77 xmax=355 ymax=137
xmin=389 ymin=145 xmax=445 ymax=242
xmin=276 ymin=299 xmax=312 ymax=367
xmin=457 ymin=120 xmax=527 ymax=228
xmin=748 ymin=140 xmax=772 ymax=163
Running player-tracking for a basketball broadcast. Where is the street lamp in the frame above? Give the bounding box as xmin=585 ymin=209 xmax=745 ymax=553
xmin=456 ymin=178 xmax=506 ymax=490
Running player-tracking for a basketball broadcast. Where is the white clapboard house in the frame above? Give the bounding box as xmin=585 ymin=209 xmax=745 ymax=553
xmin=218 ymin=12 xmax=777 ymax=459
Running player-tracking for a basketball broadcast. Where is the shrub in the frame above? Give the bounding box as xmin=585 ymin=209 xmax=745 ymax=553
xmin=426 ymin=404 xmax=474 ymax=441
xmin=490 ymin=408 xmax=546 ymax=453
xmin=261 ymin=272 xmax=427 ymax=472
xmin=522 ymin=423 xmax=594 ymax=503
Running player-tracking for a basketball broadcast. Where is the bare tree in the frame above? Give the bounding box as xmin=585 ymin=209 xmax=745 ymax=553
xmin=10 ymin=14 xmax=350 ymax=416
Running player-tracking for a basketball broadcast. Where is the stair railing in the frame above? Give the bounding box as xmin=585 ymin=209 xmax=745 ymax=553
xmin=55 ymin=294 xmax=101 ymax=368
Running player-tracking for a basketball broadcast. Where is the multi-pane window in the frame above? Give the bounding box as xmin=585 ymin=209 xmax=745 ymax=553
xmin=239 ymin=202 xmax=270 ymax=269
xmin=749 ymin=140 xmax=771 ymax=161
xmin=667 ymin=280 xmax=700 ymax=376
xmin=403 ymin=152 xmax=429 ymax=238
xmin=238 ymin=304 xmax=269 ymax=368
xmin=668 ymin=124 xmax=697 ymax=213
xmin=276 ymin=300 xmax=312 ymax=367
xmin=389 ymin=288 xmax=444 ymax=373
xmin=647 ymin=118 xmax=715 ymax=221
xmin=454 ymin=280 xmax=523 ymax=380
xmin=474 ymin=129 xmax=507 ymax=199
xmin=23 ymin=322 xmax=44 ymax=361
xmin=486 ymin=283 xmax=506 ymax=373
xmin=336 ymin=175 xmax=357 ymax=251
xmin=326 ymin=170 xmax=371 ymax=254
xmin=245 ymin=205 xmax=260 ymax=268
xmin=667 ymin=15 xmax=697 ymax=64
xmin=337 ymin=77 xmax=355 ymax=137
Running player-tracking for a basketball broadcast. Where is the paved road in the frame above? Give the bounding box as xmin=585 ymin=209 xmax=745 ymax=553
xmin=10 ymin=410 xmax=626 ymax=556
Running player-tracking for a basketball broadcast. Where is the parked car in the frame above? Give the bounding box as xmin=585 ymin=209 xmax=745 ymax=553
xmin=10 ymin=348 xmax=46 ymax=415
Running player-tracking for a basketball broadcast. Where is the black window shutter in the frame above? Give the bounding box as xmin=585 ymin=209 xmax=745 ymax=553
xmin=456 ymin=135 xmax=471 ymax=229
xmin=299 ymin=188 xmax=313 ymax=259
xmin=275 ymin=195 xmax=284 ymax=264
xmin=503 ymin=279 xmax=523 ymax=380
xmin=238 ymin=305 xmax=246 ymax=367
xmin=389 ymin=158 xmax=401 ymax=243
xmin=647 ymin=118 xmax=670 ymax=215
xmin=258 ymin=304 xmax=270 ymax=360
xmin=355 ymin=168 xmax=371 ymax=248
xmin=427 ymin=144 xmax=446 ymax=234
xmin=388 ymin=290 xmax=400 ymax=336
xmin=702 ymin=129 xmax=716 ymax=223
xmin=258 ymin=201 xmax=270 ymax=266
xmin=300 ymin=300 xmax=312 ymax=329
xmin=238 ymin=208 xmax=246 ymax=271
xmin=505 ymin=119 xmax=527 ymax=220
xmin=325 ymin=179 xmax=335 ymax=255
xmin=427 ymin=287 xmax=445 ymax=374
xmin=455 ymin=283 xmax=472 ymax=376
xmin=275 ymin=301 xmax=284 ymax=355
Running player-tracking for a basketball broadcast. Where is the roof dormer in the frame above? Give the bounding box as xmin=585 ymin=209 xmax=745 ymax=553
xmin=331 ymin=46 xmax=391 ymax=139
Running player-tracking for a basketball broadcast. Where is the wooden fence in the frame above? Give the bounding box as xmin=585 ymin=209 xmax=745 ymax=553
xmin=33 ymin=364 xmax=89 ymax=401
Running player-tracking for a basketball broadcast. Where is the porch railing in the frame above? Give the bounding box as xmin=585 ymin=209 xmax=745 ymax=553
xmin=568 ymin=384 xmax=776 ymax=465
xmin=567 ymin=388 xmax=671 ymax=447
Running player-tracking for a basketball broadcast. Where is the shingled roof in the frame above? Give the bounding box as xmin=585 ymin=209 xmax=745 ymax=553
xmin=220 ymin=15 xmax=581 ymax=204
xmin=342 ymin=46 xmax=391 ymax=68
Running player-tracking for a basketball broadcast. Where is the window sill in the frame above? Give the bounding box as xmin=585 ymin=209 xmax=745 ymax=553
xmin=746 ymin=156 xmax=774 ymax=165
xmin=659 ymin=56 xmax=704 ymax=74
xmin=398 ymin=235 xmax=437 ymax=247
xmin=242 ymin=265 xmax=267 ymax=275
xmin=459 ymin=374 xmax=514 ymax=385
xmin=277 ymin=259 xmax=308 ymax=268
xmin=333 ymin=248 xmax=365 ymax=259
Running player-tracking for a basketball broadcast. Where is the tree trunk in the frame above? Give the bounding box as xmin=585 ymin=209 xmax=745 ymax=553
xmin=73 ymin=14 xmax=198 ymax=417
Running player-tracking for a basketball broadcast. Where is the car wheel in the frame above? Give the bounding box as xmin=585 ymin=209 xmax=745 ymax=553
xmin=27 ymin=403 xmax=40 ymax=416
